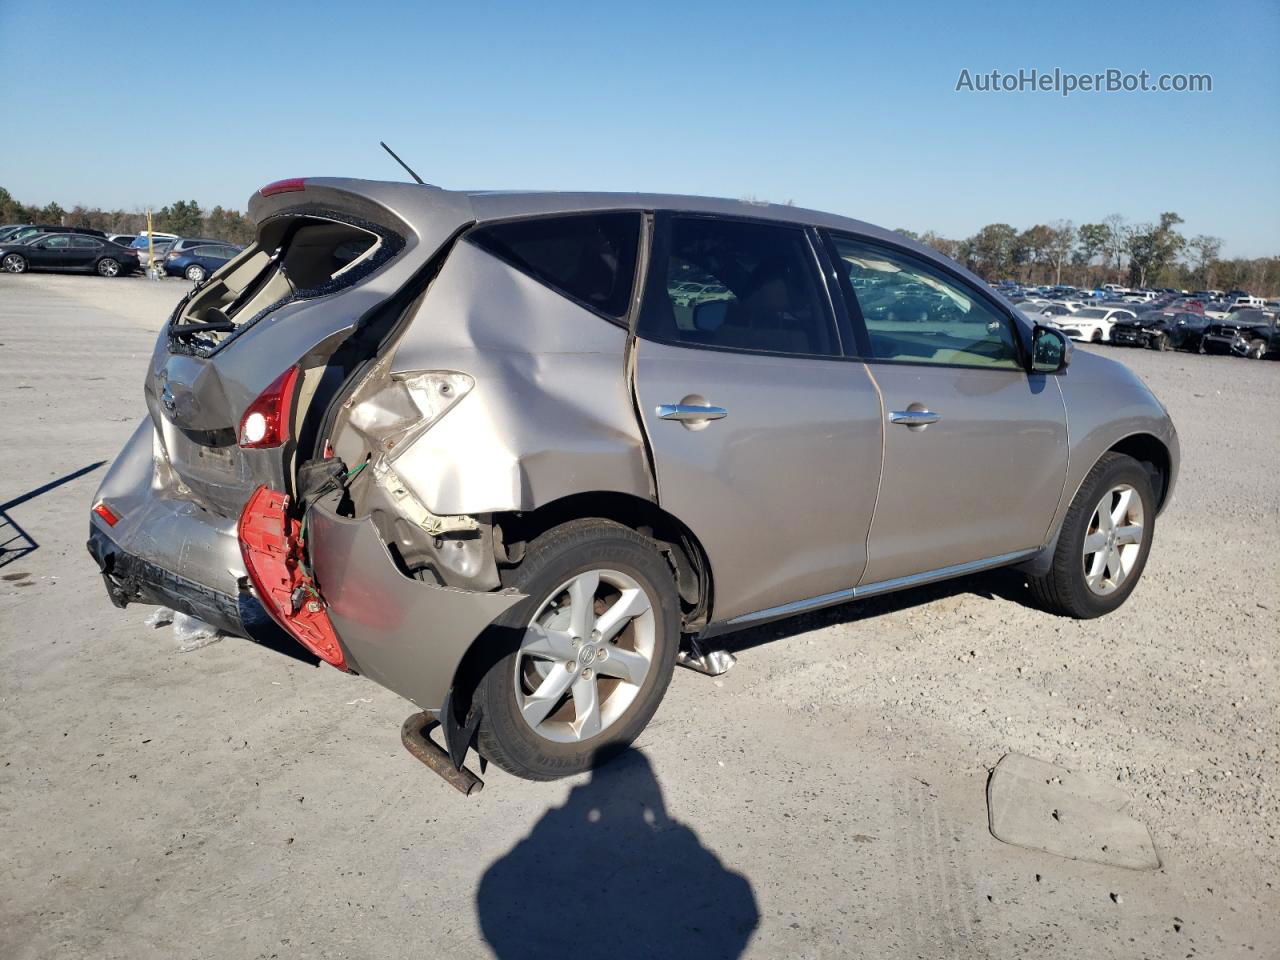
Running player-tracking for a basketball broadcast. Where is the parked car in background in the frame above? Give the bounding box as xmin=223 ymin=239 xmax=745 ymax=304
xmin=108 ymin=233 xmax=138 ymax=247
xmin=0 ymin=232 xmax=139 ymax=277
xmin=1111 ymin=311 xmax=1210 ymax=352
xmin=1056 ymin=306 xmax=1136 ymax=342
xmin=163 ymin=242 xmax=242 ymax=281
xmin=89 ymin=177 xmax=1179 ymax=783
xmin=1229 ymin=294 xmax=1264 ymax=308
xmin=131 ymin=232 xmax=179 ymax=264
xmin=1201 ymin=309 xmax=1279 ymax=358
xmin=0 ymin=224 xmax=33 ymax=242
xmin=1123 ymin=290 xmax=1158 ymax=303
xmin=4 ymin=224 xmax=109 ymax=243
xmin=1017 ymin=301 xmax=1075 ymax=322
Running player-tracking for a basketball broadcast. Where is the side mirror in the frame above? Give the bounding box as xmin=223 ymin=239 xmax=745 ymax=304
xmin=1030 ymin=324 xmax=1072 ymax=373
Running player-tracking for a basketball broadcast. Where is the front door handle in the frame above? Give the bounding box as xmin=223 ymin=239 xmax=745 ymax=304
xmin=890 ymin=409 xmax=941 ymax=427
xmin=657 ymin=403 xmax=728 ymax=423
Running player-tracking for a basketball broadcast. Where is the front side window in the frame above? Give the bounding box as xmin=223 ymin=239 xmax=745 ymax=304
xmin=468 ymin=212 xmax=641 ymax=319
xmin=43 ymin=235 xmax=71 ymax=249
xmin=639 ymin=216 xmax=836 ymax=357
xmin=828 ymin=234 xmax=1022 ymax=370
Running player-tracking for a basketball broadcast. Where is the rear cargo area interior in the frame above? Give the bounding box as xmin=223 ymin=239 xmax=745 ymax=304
xmin=177 ymin=217 xmax=380 ymax=345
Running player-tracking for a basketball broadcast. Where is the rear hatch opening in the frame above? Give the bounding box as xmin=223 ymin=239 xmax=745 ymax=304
xmin=168 ymin=215 xmax=398 ymax=358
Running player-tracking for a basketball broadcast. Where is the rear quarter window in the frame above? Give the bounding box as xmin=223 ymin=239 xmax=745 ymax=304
xmin=467 ymin=212 xmax=641 ymax=319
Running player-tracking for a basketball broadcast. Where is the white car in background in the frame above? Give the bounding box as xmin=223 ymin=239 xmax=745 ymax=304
xmin=1056 ymin=306 xmax=1137 ymax=343
xmin=1123 ymin=290 xmax=1158 ymax=303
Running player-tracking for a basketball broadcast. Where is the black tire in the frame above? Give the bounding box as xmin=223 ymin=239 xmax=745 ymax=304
xmin=473 ymin=519 xmax=680 ymax=781
xmin=1152 ymin=332 xmax=1171 ymax=352
xmin=1027 ymin=452 xmax=1156 ymax=619
xmin=1246 ymin=339 xmax=1265 ymax=359
xmin=2 ymin=253 xmax=27 ymax=274
xmin=1091 ymin=329 xmax=1103 ymax=343
xmin=96 ymin=257 xmax=121 ymax=278
xmin=185 ymin=264 xmax=207 ymax=282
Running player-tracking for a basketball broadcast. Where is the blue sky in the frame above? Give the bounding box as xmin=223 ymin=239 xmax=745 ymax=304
xmin=2 ymin=0 xmax=1277 ymax=255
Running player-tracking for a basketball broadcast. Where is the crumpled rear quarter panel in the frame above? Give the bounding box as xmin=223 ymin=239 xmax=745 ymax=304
xmin=380 ymin=239 xmax=652 ymax=515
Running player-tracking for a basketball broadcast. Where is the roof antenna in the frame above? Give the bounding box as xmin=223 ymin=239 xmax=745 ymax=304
xmin=380 ymin=141 xmax=428 ymax=186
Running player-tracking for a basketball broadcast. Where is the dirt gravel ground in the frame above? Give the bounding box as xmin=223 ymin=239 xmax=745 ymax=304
xmin=1 ymin=272 xmax=1276 ymax=960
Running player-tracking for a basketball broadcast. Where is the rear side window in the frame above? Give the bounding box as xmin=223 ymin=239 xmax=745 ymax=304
xmin=468 ymin=212 xmax=640 ymax=318
xmin=639 ymin=216 xmax=837 ymax=357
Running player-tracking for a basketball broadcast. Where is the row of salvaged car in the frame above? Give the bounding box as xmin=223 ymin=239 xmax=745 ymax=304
xmin=0 ymin=223 xmax=242 ymax=282
xmin=1012 ymin=293 xmax=1280 ymax=360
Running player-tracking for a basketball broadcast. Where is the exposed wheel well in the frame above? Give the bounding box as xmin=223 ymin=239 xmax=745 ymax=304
xmin=1107 ymin=433 xmax=1171 ymax=511
xmin=493 ymin=491 xmax=714 ymax=632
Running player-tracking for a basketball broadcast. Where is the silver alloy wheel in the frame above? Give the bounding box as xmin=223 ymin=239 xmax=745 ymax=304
xmin=1082 ymin=483 xmax=1144 ymax=596
xmin=514 ymin=569 xmax=655 ymax=743
xmin=2 ymin=253 xmax=25 ymax=273
xmin=97 ymin=258 xmax=120 ymax=277
xmin=186 ymin=265 xmax=205 ymax=282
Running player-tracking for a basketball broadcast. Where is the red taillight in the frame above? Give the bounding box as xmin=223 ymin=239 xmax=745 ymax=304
xmin=239 ymin=366 xmax=300 ymax=449
xmin=238 ymin=485 xmax=347 ymax=670
xmin=93 ymin=502 xmax=119 ymax=526
xmin=259 ymin=177 xmax=307 ymax=197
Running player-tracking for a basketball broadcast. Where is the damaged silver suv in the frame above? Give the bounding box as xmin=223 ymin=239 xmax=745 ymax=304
xmin=90 ymin=178 xmax=1179 ymax=781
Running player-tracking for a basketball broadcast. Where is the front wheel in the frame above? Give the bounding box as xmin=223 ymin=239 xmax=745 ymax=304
xmin=2 ymin=253 xmax=28 ymax=274
xmin=1091 ymin=329 xmax=1103 ymax=343
xmin=185 ymin=264 xmax=207 ymax=282
xmin=1246 ymin=338 xmax=1266 ymax=359
xmin=1027 ymin=452 xmax=1156 ymax=619
xmin=96 ymin=258 xmax=121 ymax=277
xmin=1152 ymin=332 xmax=1171 ymax=352
xmin=473 ymin=519 xmax=680 ymax=780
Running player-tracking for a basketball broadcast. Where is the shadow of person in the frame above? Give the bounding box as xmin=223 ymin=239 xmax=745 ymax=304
xmin=477 ymin=749 xmax=759 ymax=960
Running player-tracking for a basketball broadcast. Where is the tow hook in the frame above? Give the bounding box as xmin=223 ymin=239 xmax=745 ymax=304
xmin=400 ymin=712 xmax=485 ymax=796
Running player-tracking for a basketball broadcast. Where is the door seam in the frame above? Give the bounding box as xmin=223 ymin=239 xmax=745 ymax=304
xmin=859 ymin=360 xmax=887 ymax=587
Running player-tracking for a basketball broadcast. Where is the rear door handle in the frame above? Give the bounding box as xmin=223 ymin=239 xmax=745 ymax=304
xmin=890 ymin=409 xmax=941 ymax=426
xmin=657 ymin=403 xmax=728 ymax=423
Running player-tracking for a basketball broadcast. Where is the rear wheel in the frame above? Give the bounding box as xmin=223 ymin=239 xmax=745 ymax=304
xmin=473 ymin=519 xmax=680 ymax=781
xmin=96 ymin=257 xmax=121 ymax=277
xmin=2 ymin=253 xmax=27 ymax=274
xmin=1027 ymin=452 xmax=1156 ymax=619
xmin=185 ymin=264 xmax=207 ymax=282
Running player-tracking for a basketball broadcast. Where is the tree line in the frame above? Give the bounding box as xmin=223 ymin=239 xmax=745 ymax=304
xmin=0 ymin=187 xmax=256 ymax=246
xmin=4 ymin=185 xmax=1276 ymax=295
xmin=896 ymin=214 xmax=1279 ymax=296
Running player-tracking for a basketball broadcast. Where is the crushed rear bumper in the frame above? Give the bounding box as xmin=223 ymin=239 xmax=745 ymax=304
xmin=87 ymin=419 xmax=527 ymax=714
xmin=87 ymin=523 xmax=280 ymax=643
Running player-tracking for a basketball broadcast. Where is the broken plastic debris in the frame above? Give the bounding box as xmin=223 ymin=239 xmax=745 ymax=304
xmin=144 ymin=606 xmax=175 ymax=628
xmin=172 ymin=612 xmax=223 ymax=653
xmin=986 ymin=753 xmax=1160 ymax=870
